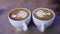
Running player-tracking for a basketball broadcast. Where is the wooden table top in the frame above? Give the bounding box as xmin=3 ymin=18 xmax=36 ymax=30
xmin=0 ymin=0 xmax=60 ymax=34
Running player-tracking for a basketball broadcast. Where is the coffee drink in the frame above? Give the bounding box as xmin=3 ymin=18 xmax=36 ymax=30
xmin=32 ymin=8 xmax=55 ymax=32
xmin=9 ymin=8 xmax=30 ymax=21
xmin=34 ymin=8 xmax=54 ymax=20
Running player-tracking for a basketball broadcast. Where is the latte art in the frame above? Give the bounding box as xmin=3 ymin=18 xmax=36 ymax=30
xmin=36 ymin=10 xmax=51 ymax=17
xmin=34 ymin=8 xmax=54 ymax=20
xmin=17 ymin=11 xmax=27 ymax=18
xmin=36 ymin=10 xmax=46 ymax=17
xmin=12 ymin=11 xmax=27 ymax=18
xmin=9 ymin=8 xmax=30 ymax=21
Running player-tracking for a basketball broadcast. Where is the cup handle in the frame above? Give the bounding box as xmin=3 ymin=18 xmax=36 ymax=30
xmin=22 ymin=23 xmax=28 ymax=31
xmin=40 ymin=23 xmax=45 ymax=32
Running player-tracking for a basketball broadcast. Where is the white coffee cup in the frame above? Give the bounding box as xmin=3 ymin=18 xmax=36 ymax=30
xmin=8 ymin=8 xmax=31 ymax=31
xmin=32 ymin=8 xmax=55 ymax=32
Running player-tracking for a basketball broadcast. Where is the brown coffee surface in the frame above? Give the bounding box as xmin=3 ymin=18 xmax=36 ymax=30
xmin=34 ymin=8 xmax=54 ymax=20
xmin=9 ymin=8 xmax=30 ymax=21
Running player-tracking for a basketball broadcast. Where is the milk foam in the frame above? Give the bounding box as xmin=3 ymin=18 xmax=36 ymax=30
xmin=12 ymin=11 xmax=27 ymax=18
xmin=12 ymin=15 xmax=17 ymax=18
xmin=36 ymin=10 xmax=51 ymax=17
xmin=46 ymin=13 xmax=51 ymax=15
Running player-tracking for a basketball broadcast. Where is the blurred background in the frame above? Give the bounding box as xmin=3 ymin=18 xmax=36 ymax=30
xmin=0 ymin=0 xmax=60 ymax=34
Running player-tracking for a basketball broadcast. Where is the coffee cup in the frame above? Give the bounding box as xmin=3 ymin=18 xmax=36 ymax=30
xmin=32 ymin=8 xmax=55 ymax=32
xmin=8 ymin=8 xmax=31 ymax=31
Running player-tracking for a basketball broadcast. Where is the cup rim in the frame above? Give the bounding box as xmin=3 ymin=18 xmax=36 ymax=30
xmin=8 ymin=8 xmax=31 ymax=21
xmin=32 ymin=8 xmax=55 ymax=21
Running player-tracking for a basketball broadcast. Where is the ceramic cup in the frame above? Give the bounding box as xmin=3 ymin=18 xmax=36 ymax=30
xmin=8 ymin=8 xmax=31 ymax=31
xmin=32 ymin=8 xmax=55 ymax=32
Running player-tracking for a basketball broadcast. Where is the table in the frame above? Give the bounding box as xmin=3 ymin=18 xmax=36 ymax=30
xmin=0 ymin=0 xmax=60 ymax=34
